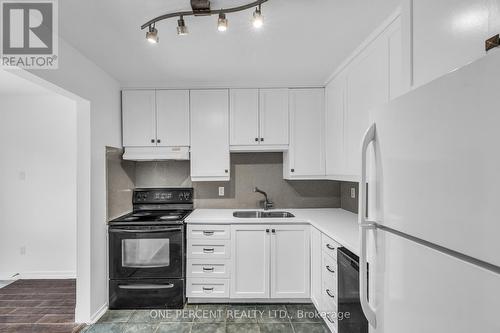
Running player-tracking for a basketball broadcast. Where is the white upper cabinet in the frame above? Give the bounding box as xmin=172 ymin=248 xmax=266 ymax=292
xmin=325 ymin=74 xmax=346 ymax=178
xmin=122 ymin=89 xmax=190 ymax=149
xmin=284 ymin=88 xmax=325 ymax=179
xmin=230 ymin=89 xmax=260 ymax=146
xmin=270 ymin=225 xmax=310 ymax=299
xmin=230 ymin=88 xmax=289 ymax=151
xmin=122 ymin=90 xmax=156 ymax=147
xmin=190 ymin=90 xmax=230 ymax=181
xmin=324 ymin=14 xmax=401 ymax=181
xmin=156 ymin=90 xmax=190 ymax=147
xmin=411 ymin=0 xmax=492 ymax=88
xmin=345 ymin=37 xmax=389 ymax=177
xmin=259 ymin=89 xmax=289 ymax=147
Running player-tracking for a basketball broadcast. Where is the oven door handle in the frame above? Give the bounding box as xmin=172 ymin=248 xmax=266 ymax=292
xmin=118 ymin=283 xmax=175 ymax=290
xmin=109 ymin=227 xmax=182 ymax=233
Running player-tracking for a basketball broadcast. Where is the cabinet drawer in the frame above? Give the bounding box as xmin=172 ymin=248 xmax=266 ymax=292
xmin=324 ymin=309 xmax=339 ymax=333
xmin=188 ymin=240 xmax=231 ymax=259
xmin=186 ymin=278 xmax=229 ymax=298
xmin=321 ymin=234 xmax=341 ymax=259
xmin=187 ymin=259 xmax=231 ymax=279
xmin=322 ymin=254 xmax=337 ymax=310
xmin=322 ymin=252 xmax=338 ymax=282
xmin=188 ymin=225 xmax=230 ymax=240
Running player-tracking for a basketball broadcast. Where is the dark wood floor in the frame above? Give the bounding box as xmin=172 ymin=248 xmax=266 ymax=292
xmin=0 ymin=279 xmax=84 ymax=333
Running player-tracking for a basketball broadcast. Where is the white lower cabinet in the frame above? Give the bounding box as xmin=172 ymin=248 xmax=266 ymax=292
xmin=187 ymin=278 xmax=230 ymax=298
xmin=230 ymin=224 xmax=310 ymax=299
xmin=230 ymin=224 xmax=270 ymax=298
xmin=270 ymin=225 xmax=310 ymax=298
xmin=186 ymin=225 xmax=231 ymax=298
xmin=311 ymin=227 xmax=323 ymax=308
xmin=310 ymin=229 xmax=341 ymax=333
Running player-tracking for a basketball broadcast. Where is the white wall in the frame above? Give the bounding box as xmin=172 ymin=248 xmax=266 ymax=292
xmin=0 ymin=94 xmax=77 ymax=278
xmin=28 ymin=38 xmax=122 ymax=322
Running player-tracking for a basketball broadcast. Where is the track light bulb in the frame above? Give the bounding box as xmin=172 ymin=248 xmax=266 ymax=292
xmin=253 ymin=6 xmax=263 ymax=28
xmin=218 ymin=13 xmax=228 ymax=32
xmin=177 ymin=17 xmax=188 ymax=35
xmin=146 ymin=25 xmax=159 ymax=43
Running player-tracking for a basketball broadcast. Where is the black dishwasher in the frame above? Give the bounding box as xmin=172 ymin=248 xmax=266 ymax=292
xmin=337 ymin=247 xmax=368 ymax=333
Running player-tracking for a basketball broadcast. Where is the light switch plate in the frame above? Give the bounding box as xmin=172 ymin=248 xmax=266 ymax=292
xmin=218 ymin=187 xmax=225 ymax=197
xmin=350 ymin=187 xmax=356 ymax=199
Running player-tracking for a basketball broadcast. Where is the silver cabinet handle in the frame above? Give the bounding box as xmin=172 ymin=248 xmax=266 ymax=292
xmin=326 ymin=244 xmax=336 ymax=250
xmin=119 ymin=284 xmax=174 ymax=290
xmin=326 ymin=289 xmax=335 ymax=298
xmin=203 ymin=248 xmax=215 ymax=253
xmin=326 ymin=265 xmax=335 ymax=273
xmin=326 ymin=313 xmax=335 ymax=324
xmin=202 ymin=267 xmax=214 ymax=272
xmin=203 ymin=231 xmax=215 ymax=236
xmin=202 ymin=287 xmax=214 ymax=292
xmin=110 ymin=227 xmax=181 ymax=234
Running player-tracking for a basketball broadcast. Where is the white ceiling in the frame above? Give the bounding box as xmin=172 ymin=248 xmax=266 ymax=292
xmin=59 ymin=0 xmax=401 ymax=88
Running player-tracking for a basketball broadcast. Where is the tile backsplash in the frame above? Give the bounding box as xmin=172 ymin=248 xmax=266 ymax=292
xmin=106 ymin=150 xmax=361 ymax=216
xmin=134 ymin=153 xmax=341 ymax=209
xmin=340 ymin=181 xmax=359 ymax=214
xmin=106 ymin=147 xmax=136 ymax=220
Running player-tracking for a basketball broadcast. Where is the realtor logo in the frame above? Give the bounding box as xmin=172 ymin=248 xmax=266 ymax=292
xmin=1 ymin=0 xmax=58 ymax=68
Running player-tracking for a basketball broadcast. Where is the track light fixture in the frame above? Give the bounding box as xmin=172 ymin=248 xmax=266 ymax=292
xmin=217 ymin=13 xmax=228 ymax=32
xmin=253 ymin=4 xmax=263 ymax=28
xmin=177 ymin=16 xmax=188 ymax=35
xmin=146 ymin=25 xmax=159 ymax=43
xmin=142 ymin=0 xmax=269 ymax=43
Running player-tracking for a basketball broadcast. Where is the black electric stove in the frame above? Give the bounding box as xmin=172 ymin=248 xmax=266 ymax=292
xmin=108 ymin=188 xmax=193 ymax=309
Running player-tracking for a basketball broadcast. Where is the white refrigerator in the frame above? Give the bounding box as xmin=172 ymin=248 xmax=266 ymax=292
xmin=358 ymin=52 xmax=500 ymax=333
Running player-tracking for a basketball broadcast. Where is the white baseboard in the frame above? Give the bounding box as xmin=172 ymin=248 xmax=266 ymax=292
xmin=0 ymin=271 xmax=76 ymax=280
xmin=89 ymin=302 xmax=108 ymax=324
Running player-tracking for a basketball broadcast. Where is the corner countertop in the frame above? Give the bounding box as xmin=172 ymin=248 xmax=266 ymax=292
xmin=185 ymin=208 xmax=360 ymax=255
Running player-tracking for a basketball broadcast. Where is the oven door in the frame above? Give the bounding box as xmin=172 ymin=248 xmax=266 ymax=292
xmin=109 ymin=225 xmax=184 ymax=279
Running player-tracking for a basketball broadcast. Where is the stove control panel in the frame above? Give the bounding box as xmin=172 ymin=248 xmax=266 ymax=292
xmin=133 ymin=188 xmax=193 ymax=204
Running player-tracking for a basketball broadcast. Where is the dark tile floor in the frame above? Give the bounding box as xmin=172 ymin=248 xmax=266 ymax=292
xmin=83 ymin=303 xmax=329 ymax=333
xmin=0 ymin=279 xmax=84 ymax=333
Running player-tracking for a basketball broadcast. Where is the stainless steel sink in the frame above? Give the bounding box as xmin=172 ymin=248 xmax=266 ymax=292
xmin=233 ymin=211 xmax=295 ymax=218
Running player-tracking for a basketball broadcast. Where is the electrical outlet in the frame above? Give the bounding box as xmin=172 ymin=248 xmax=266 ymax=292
xmin=18 ymin=171 xmax=26 ymax=181
xmin=218 ymin=187 xmax=225 ymax=197
xmin=350 ymin=187 xmax=356 ymax=199
xmin=20 ymin=246 xmax=26 ymax=255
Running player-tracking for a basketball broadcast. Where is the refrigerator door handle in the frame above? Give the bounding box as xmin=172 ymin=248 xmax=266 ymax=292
xmin=359 ymin=123 xmax=376 ymax=226
xmin=359 ymin=123 xmax=377 ymax=328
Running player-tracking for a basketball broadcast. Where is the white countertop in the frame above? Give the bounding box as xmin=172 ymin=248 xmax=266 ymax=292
xmin=185 ymin=208 xmax=360 ymax=255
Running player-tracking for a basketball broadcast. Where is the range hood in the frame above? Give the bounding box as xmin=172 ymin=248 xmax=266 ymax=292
xmin=123 ymin=147 xmax=190 ymax=161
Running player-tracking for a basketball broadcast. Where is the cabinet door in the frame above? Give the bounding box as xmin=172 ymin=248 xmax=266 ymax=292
xmin=345 ymin=37 xmax=389 ymax=178
xmin=325 ymin=75 xmax=346 ymax=177
xmin=259 ymin=89 xmax=289 ymax=146
xmin=122 ymin=90 xmax=156 ymax=147
xmin=231 ymin=225 xmax=270 ymax=298
xmin=190 ymin=90 xmax=230 ymax=181
xmin=412 ymin=0 xmax=490 ymax=88
xmin=156 ymin=90 xmax=190 ymax=147
xmin=230 ymin=89 xmax=259 ymax=146
xmin=310 ymin=227 xmax=323 ymax=308
xmin=270 ymin=225 xmax=310 ymax=299
xmin=286 ymin=88 xmax=325 ymax=178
